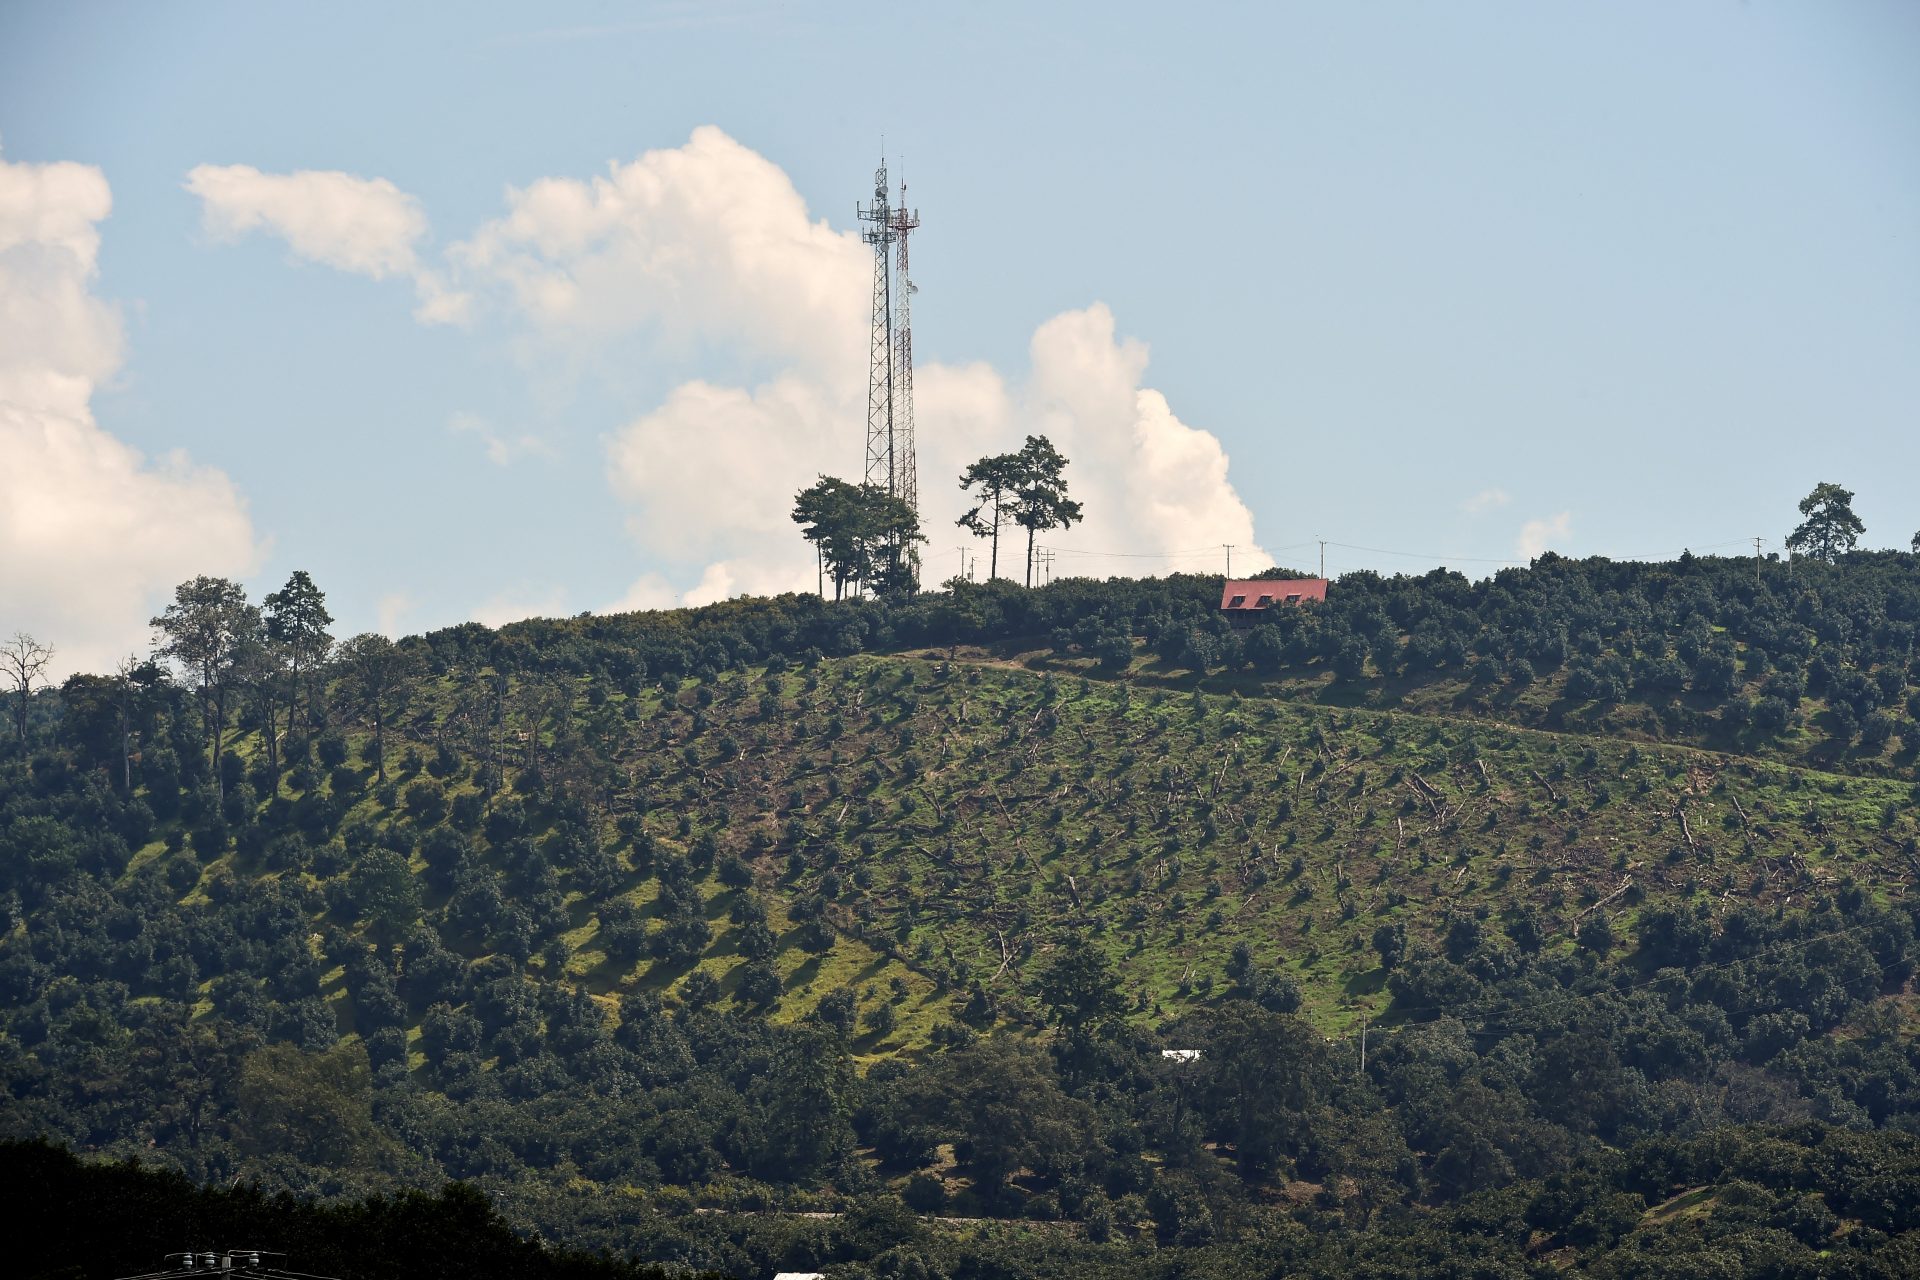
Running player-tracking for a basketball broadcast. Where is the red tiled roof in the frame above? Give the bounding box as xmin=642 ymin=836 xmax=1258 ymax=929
xmin=1219 ymin=578 xmax=1328 ymax=610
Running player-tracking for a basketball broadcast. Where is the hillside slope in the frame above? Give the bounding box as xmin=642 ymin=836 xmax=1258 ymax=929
xmin=5 ymin=581 xmax=1918 ymax=1275
xmin=72 ymin=649 xmax=1918 ymax=1049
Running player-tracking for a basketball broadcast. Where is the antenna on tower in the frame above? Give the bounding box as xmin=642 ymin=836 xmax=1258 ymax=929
xmin=857 ymin=155 xmax=922 ymax=590
xmin=893 ymin=168 xmax=920 ymax=574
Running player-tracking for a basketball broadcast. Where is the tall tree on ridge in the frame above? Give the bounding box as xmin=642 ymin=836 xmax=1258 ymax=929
xmin=1 ymin=632 xmax=54 ymax=745
xmin=956 ymin=450 xmax=1023 ymax=581
xmin=792 ymin=476 xmax=923 ymax=599
xmin=265 ymin=570 xmax=334 ymax=749
xmin=151 ymin=577 xmax=260 ymax=802
xmin=794 ymin=477 xmax=870 ymax=601
xmin=1011 ymin=435 xmax=1082 ymax=589
xmin=1786 ymin=482 xmax=1864 ymax=563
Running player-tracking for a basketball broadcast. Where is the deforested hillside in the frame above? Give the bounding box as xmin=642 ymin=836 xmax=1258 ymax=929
xmin=4 ymin=559 xmax=1919 ymax=1276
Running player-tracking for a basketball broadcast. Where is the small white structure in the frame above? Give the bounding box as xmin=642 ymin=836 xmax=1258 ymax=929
xmin=1161 ymin=1048 xmax=1202 ymax=1063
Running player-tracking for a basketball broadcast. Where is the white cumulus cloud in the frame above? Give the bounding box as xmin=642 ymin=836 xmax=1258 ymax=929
xmin=185 ymin=163 xmax=471 ymax=323
xmin=1017 ymin=305 xmax=1265 ymax=576
xmin=1518 ymin=511 xmax=1572 ymax=560
xmin=606 ymin=375 xmax=845 ymax=567
xmin=2 ymin=148 xmax=262 ymax=679
xmin=452 ymin=125 xmax=867 ymax=367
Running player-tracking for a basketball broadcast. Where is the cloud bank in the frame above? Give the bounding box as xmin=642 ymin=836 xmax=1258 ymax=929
xmin=2 ymin=149 xmax=261 ymax=679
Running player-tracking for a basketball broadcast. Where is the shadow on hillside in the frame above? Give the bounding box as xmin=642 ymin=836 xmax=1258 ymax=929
xmin=1343 ymin=968 xmax=1387 ymax=998
xmin=785 ymin=955 xmax=824 ymax=991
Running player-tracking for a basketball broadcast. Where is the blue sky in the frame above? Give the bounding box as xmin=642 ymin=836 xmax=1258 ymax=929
xmin=3 ymin=1 xmax=1917 ymax=675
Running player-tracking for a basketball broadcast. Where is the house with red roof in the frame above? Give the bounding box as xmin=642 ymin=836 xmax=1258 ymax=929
xmin=1219 ymin=577 xmax=1327 ymax=625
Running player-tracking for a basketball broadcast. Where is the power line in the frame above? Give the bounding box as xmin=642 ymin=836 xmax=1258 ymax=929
xmin=1037 ymin=541 xmax=1316 ymax=561
xmin=1039 ymin=546 xmax=1235 ymax=560
xmin=1023 ymin=535 xmax=1770 ymax=575
xmin=1327 ymin=540 xmax=1528 ymax=566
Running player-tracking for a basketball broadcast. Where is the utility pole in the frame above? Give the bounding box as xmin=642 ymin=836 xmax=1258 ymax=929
xmin=1223 ymin=544 xmax=1234 ymax=577
xmin=1753 ymin=536 xmax=1764 ymax=582
xmin=1318 ymin=539 xmax=1327 ymax=578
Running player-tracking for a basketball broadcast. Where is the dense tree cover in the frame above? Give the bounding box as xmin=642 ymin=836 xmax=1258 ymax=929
xmin=794 ymin=477 xmax=926 ymax=598
xmin=2 ymin=557 xmax=1918 ymax=1275
xmin=1 ymin=1139 xmax=720 ymax=1280
xmin=557 ymin=1121 xmax=1920 ymax=1279
xmin=414 ymin=547 xmax=1920 ymax=774
xmin=10 ymin=1120 xmax=1916 ymax=1280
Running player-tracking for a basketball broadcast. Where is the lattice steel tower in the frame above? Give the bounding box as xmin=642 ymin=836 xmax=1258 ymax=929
xmin=858 ymin=160 xmax=921 ymax=586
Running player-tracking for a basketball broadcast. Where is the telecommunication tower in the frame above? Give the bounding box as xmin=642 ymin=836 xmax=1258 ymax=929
xmin=858 ymin=160 xmax=921 ymax=585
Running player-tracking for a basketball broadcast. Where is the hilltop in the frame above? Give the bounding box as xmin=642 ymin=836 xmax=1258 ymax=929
xmin=482 ymin=550 xmax=1920 ymax=780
